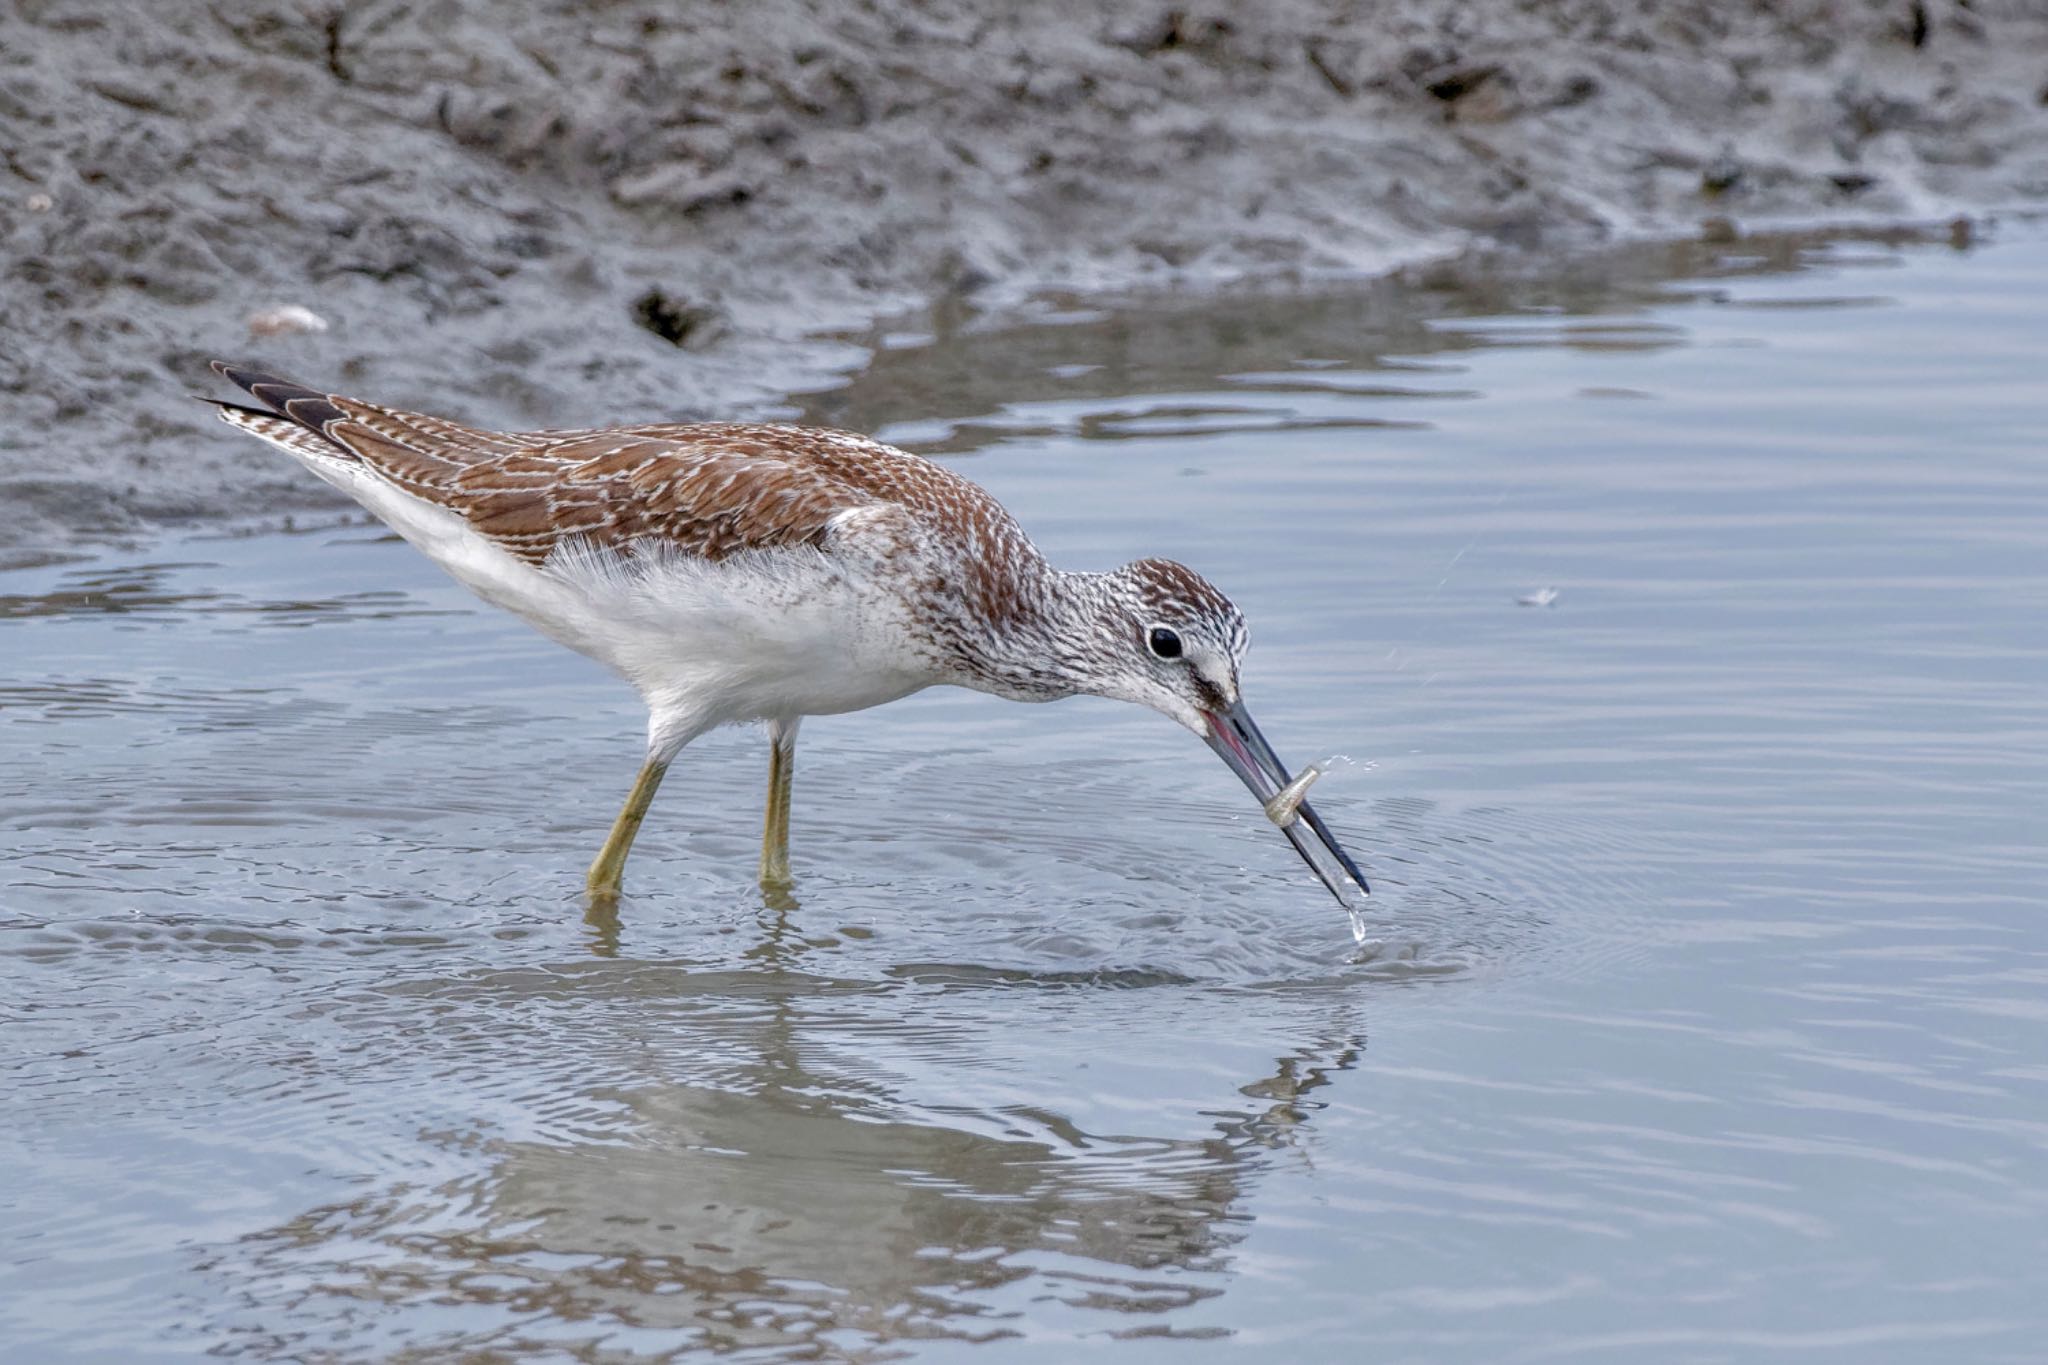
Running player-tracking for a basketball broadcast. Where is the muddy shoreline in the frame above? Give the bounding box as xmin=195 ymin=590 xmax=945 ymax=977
xmin=4 ymin=0 xmax=2047 ymax=562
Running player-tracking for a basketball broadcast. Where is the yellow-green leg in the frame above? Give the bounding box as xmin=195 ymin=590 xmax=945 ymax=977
xmin=586 ymin=756 xmax=670 ymax=901
xmin=759 ymin=719 xmax=799 ymax=888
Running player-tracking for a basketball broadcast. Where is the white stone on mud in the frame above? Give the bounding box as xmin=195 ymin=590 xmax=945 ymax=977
xmin=246 ymin=305 xmax=330 ymax=338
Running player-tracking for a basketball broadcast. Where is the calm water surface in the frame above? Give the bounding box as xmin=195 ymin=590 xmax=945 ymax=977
xmin=4 ymin=230 xmax=2046 ymax=1361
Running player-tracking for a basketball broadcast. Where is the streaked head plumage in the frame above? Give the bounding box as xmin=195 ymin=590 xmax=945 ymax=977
xmin=1075 ymin=556 xmax=1248 ymax=733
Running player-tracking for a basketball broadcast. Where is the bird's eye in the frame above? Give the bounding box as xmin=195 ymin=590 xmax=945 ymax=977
xmin=1147 ymin=626 xmax=1183 ymax=660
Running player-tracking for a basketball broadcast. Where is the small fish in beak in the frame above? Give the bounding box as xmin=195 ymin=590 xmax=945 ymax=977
xmin=1262 ymin=763 xmax=1325 ymax=828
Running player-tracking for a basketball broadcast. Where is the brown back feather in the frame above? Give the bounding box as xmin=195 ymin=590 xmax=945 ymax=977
xmin=209 ymin=365 xmax=1036 ymax=604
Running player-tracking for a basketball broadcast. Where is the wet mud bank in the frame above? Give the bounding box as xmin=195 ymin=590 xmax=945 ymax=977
xmin=4 ymin=0 xmax=2047 ymax=561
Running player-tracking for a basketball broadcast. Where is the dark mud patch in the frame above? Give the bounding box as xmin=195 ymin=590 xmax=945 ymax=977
xmin=5 ymin=0 xmax=2048 ymax=563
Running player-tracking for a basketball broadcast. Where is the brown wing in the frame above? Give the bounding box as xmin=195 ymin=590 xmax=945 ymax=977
xmin=206 ymin=364 xmax=1029 ymax=593
xmin=208 ymin=363 xmax=902 ymax=566
xmin=324 ymin=403 xmax=878 ymax=564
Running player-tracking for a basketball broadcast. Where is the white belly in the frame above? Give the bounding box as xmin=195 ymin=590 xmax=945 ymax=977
xmin=527 ymin=538 xmax=937 ymax=729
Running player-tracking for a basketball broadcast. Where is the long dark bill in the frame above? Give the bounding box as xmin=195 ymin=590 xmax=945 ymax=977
xmin=1203 ymin=700 xmax=1370 ymax=905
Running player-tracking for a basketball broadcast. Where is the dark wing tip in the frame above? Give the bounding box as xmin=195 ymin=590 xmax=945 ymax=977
xmin=207 ymin=360 xmax=350 ymax=434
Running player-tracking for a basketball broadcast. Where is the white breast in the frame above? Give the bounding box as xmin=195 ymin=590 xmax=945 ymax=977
xmin=544 ymin=540 xmax=940 ymax=731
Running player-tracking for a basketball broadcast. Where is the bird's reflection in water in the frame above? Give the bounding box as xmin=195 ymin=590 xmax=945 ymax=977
xmin=582 ymin=892 xmax=626 ymax=959
xmin=586 ymin=877 xmax=806 ymax=964
xmin=209 ymin=900 xmax=1362 ymax=1358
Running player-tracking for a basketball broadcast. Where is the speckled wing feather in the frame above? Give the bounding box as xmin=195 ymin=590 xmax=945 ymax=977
xmin=208 ymin=364 xmax=933 ymax=567
xmin=329 ymin=411 xmax=881 ymax=565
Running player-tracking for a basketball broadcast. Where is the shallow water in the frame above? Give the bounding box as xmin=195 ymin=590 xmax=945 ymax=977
xmin=5 ymin=228 xmax=2047 ymax=1361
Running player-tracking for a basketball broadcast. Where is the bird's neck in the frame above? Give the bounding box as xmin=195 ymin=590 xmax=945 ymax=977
xmin=948 ymin=563 xmax=1122 ymax=702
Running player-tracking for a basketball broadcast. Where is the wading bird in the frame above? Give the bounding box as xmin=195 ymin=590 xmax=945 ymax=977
xmin=206 ymin=363 xmax=1369 ymax=911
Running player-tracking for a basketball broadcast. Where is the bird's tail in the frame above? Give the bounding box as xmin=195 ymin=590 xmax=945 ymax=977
xmin=202 ymin=361 xmax=357 ymax=463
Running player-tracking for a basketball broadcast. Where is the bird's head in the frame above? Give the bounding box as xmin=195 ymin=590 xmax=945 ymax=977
xmin=1080 ymin=557 xmax=1371 ymax=909
xmin=1087 ymin=557 xmax=1249 ymax=734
